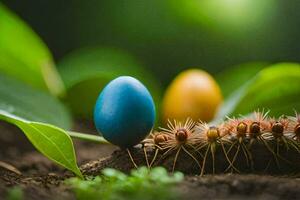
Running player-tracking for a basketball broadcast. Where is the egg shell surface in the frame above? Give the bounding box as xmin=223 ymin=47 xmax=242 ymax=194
xmin=162 ymin=69 xmax=223 ymax=123
xmin=94 ymin=76 xmax=155 ymax=148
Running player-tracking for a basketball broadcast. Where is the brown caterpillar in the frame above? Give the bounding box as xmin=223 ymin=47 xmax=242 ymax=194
xmin=128 ymin=111 xmax=300 ymax=175
xmin=143 ymin=119 xmax=201 ymax=172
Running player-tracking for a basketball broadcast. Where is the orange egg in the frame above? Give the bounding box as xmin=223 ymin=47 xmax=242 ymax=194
xmin=162 ymin=69 xmax=223 ymax=123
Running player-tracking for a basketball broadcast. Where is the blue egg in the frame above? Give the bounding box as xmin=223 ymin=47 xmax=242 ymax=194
xmin=94 ymin=76 xmax=156 ymax=148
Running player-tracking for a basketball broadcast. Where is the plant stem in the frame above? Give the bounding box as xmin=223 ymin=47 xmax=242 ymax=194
xmin=67 ymin=131 xmax=110 ymax=144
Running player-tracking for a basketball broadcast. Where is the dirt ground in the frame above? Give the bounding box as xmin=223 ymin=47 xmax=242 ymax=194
xmin=0 ymin=121 xmax=300 ymax=200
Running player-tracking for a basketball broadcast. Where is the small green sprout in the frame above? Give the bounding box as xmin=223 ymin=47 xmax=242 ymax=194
xmin=6 ymin=186 xmax=23 ymax=200
xmin=65 ymin=167 xmax=184 ymax=200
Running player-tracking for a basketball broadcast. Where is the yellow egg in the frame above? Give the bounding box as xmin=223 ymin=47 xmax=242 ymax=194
xmin=162 ymin=69 xmax=223 ymax=123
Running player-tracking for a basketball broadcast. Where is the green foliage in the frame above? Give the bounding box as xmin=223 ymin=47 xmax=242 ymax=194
xmin=6 ymin=186 xmax=23 ymax=200
xmin=0 ymin=111 xmax=82 ymax=178
xmin=66 ymin=167 xmax=183 ymax=200
xmin=168 ymin=0 xmax=276 ymax=34
xmin=216 ymin=62 xmax=269 ymax=98
xmin=216 ymin=63 xmax=300 ymax=119
xmin=58 ymin=47 xmax=161 ymax=118
xmin=0 ymin=74 xmax=71 ymax=129
xmin=0 ymin=3 xmax=65 ymax=97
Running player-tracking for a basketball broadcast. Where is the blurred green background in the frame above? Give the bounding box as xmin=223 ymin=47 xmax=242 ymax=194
xmin=1 ymin=0 xmax=300 ymax=128
xmin=3 ymin=0 xmax=300 ymax=86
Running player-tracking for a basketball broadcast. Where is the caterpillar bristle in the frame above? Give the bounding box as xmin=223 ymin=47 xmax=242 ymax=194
xmin=137 ymin=111 xmax=300 ymax=175
xmin=142 ymin=118 xmax=202 ymax=172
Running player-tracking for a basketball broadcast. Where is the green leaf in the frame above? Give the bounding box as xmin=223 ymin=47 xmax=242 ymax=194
xmin=216 ymin=62 xmax=269 ymax=98
xmin=58 ymin=47 xmax=161 ymax=118
xmin=0 ymin=3 xmax=65 ymax=97
xmin=216 ymin=63 xmax=300 ymax=119
xmin=0 ymin=74 xmax=71 ymax=129
xmin=66 ymin=167 xmax=183 ymax=200
xmin=0 ymin=110 xmax=83 ymax=178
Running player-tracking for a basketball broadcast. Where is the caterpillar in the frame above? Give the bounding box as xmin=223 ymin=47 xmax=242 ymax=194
xmin=128 ymin=111 xmax=300 ymax=175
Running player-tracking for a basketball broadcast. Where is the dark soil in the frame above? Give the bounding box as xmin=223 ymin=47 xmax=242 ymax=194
xmin=0 ymin=121 xmax=300 ymax=200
